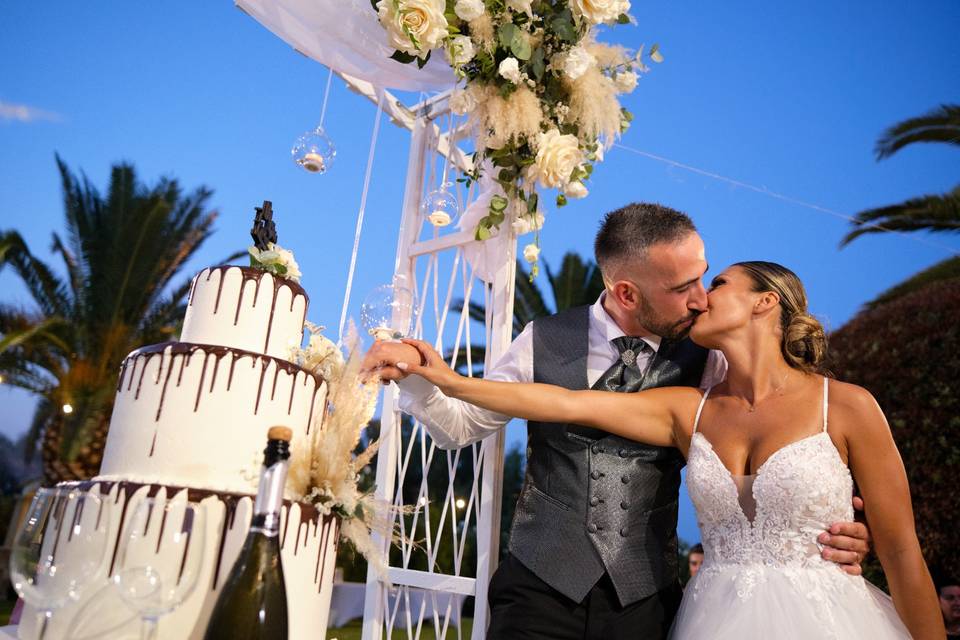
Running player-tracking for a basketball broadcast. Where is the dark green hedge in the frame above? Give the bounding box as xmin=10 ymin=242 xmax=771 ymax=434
xmin=829 ymin=277 xmax=960 ymax=587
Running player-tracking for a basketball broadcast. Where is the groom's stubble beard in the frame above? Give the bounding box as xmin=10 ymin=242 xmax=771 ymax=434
xmin=638 ymin=294 xmax=701 ymax=341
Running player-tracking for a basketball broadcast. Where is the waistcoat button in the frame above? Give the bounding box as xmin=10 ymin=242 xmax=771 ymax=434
xmin=618 ymin=449 xmax=628 ymax=457
xmin=621 ymin=475 xmax=630 ymax=484
xmin=591 ymin=444 xmax=603 ymax=454
xmin=587 ymin=523 xmax=598 ymax=533
xmin=620 ymin=501 xmax=629 ymax=510
xmin=620 ymin=527 xmax=629 ymax=537
xmin=590 ymin=496 xmax=599 ymax=507
xmin=590 ymin=470 xmax=601 ymax=480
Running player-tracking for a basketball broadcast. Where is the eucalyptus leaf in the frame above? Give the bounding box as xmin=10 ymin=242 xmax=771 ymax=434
xmin=530 ymin=47 xmax=545 ymax=80
xmin=491 ymin=195 xmax=509 ymax=212
xmin=498 ymin=23 xmax=519 ymax=49
xmin=511 ymin=37 xmax=532 ymax=61
xmin=556 ymin=193 xmax=568 ymax=207
xmin=476 ymin=224 xmax=492 ymax=241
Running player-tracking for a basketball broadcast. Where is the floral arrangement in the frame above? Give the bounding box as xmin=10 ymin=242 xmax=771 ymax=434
xmin=286 ymin=323 xmax=401 ymax=575
xmin=374 ymin=0 xmax=661 ymax=275
xmin=249 ymin=242 xmax=302 ymax=283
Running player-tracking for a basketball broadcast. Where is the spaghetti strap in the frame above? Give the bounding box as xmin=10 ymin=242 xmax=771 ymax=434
xmin=693 ymin=386 xmax=712 ymax=434
xmin=822 ymin=376 xmax=829 ymax=433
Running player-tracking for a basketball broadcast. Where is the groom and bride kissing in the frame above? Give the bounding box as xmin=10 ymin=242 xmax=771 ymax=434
xmin=363 ymin=202 xmax=944 ymax=639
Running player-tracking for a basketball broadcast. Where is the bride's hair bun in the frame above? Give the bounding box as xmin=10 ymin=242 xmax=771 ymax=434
xmin=733 ymin=261 xmax=829 ymax=375
xmin=783 ymin=311 xmax=828 ymax=373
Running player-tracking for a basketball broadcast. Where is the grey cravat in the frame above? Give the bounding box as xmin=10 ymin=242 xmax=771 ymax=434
xmin=568 ymin=337 xmax=652 ymax=439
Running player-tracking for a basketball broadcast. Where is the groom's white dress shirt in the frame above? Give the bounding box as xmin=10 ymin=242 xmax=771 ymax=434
xmin=397 ymin=293 xmax=728 ymax=449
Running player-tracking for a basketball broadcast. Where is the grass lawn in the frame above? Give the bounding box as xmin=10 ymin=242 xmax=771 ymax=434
xmin=328 ymin=619 xmax=473 ymax=639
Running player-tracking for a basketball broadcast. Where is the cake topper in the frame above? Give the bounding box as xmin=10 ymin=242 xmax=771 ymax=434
xmin=250 ymin=200 xmax=277 ymax=251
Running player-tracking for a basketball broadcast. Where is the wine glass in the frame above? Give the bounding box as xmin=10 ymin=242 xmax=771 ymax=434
xmin=111 ymin=497 xmax=206 ymax=640
xmin=9 ymin=487 xmax=110 ymax=640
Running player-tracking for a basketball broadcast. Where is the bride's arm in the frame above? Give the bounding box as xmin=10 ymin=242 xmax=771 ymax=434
xmin=394 ymin=339 xmax=698 ymax=448
xmin=836 ymin=383 xmax=944 ymax=639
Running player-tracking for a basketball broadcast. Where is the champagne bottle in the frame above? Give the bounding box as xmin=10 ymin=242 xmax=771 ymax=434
xmin=204 ymin=426 xmax=292 ymax=640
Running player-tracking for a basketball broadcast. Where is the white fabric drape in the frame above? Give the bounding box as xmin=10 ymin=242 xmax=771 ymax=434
xmin=236 ymin=0 xmax=455 ymax=92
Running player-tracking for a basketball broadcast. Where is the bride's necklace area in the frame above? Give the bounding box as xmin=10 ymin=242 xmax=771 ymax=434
xmin=742 ymin=372 xmax=790 ymax=413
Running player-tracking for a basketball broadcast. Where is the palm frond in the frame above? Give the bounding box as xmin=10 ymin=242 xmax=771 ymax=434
xmin=0 ymin=231 xmax=71 ymax=317
xmin=841 ymin=187 xmax=960 ymax=246
xmin=875 ymin=104 xmax=960 ymax=160
xmin=24 ymin=397 xmax=55 ymax=463
xmin=0 ymin=316 xmax=71 ymax=354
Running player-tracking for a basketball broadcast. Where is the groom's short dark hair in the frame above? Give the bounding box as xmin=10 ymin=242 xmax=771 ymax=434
xmin=594 ymin=202 xmax=697 ymax=275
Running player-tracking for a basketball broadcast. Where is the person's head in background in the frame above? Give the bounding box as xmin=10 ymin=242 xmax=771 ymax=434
xmin=688 ymin=543 xmax=705 ymax=579
xmin=938 ymin=576 xmax=960 ymax=635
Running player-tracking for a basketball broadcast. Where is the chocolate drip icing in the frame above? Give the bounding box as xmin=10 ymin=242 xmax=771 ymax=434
xmin=188 ymin=265 xmax=309 ymax=355
xmin=63 ymin=480 xmax=331 ymax=593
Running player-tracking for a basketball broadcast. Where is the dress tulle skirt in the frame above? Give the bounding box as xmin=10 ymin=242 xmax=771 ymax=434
xmin=669 ymin=564 xmax=911 ymax=640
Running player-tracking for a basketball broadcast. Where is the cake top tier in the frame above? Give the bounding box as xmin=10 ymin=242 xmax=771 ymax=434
xmin=180 ymin=265 xmax=308 ymax=359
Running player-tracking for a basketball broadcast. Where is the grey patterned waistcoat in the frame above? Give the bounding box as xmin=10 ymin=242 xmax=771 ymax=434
xmin=507 ymin=306 xmax=708 ymax=605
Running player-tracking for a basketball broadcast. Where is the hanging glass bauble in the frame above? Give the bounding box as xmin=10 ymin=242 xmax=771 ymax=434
xmin=360 ymin=281 xmax=419 ymax=341
xmin=420 ymin=186 xmax=459 ymax=227
xmin=291 ymin=126 xmax=336 ymax=174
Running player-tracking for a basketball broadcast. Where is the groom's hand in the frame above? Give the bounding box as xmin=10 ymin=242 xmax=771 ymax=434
xmin=362 ymin=341 xmax=424 ymax=383
xmin=819 ymin=495 xmax=871 ymax=575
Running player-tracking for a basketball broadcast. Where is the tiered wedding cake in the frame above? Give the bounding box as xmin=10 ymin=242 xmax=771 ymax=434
xmin=22 ymin=205 xmax=341 ymax=639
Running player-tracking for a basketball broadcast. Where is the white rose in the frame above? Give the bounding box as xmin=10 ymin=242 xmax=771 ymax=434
xmin=449 ymin=86 xmax=477 ymax=115
xmin=530 ymin=129 xmax=583 ymax=189
xmin=512 ymin=211 xmax=545 ymax=235
xmin=377 ymin=0 xmax=449 ymax=57
xmin=614 ymin=70 xmax=638 ymax=93
xmin=454 ymin=0 xmax=484 ymax=21
xmin=445 ymin=35 xmax=475 ymax=67
xmin=571 ymin=0 xmax=630 ymax=25
xmin=506 ymin=0 xmax=534 ymax=17
xmin=562 ymin=45 xmax=596 ymax=81
xmin=564 ymin=181 xmax=589 ymax=199
xmin=522 ymin=243 xmax=540 ymax=264
xmin=498 ymin=57 xmax=522 ymax=84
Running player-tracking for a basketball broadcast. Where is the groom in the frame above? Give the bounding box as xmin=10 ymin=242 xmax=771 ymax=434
xmin=365 ymin=202 xmax=870 ymax=639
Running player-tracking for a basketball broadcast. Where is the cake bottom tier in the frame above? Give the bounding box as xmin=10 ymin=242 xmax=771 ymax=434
xmin=18 ymin=480 xmax=340 ymax=640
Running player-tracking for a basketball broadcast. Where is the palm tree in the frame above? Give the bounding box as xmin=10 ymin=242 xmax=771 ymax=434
xmin=451 ymin=251 xmax=605 ymax=374
xmin=0 ymin=156 xmax=241 ymax=484
xmin=842 ymin=104 xmax=960 ymax=246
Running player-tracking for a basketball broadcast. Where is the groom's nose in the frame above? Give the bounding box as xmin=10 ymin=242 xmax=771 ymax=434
xmin=687 ymin=281 xmax=708 ymax=311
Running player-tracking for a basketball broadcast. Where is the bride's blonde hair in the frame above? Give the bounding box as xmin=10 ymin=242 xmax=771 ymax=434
xmin=733 ymin=261 xmax=829 ymax=375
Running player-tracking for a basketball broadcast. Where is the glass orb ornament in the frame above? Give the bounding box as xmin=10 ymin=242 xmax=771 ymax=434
xmin=291 ymin=126 xmax=336 ymax=174
xmin=360 ymin=281 xmax=418 ymax=341
xmin=420 ymin=186 xmax=459 ymax=227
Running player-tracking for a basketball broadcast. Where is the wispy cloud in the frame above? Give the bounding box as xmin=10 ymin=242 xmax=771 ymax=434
xmin=0 ymin=100 xmax=63 ymax=123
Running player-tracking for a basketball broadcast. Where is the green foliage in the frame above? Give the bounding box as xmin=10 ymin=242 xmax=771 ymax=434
xmin=845 ymin=104 xmax=960 ymax=246
xmin=829 ymin=278 xmax=960 ymax=587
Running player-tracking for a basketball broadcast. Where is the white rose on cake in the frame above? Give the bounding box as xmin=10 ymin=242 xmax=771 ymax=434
xmin=571 ymin=0 xmax=630 ymax=25
xmin=454 ymin=0 xmax=485 ymax=21
xmin=529 ymin=129 xmax=583 ymax=189
xmin=445 ymin=35 xmax=476 ymax=67
xmin=498 ymin=57 xmax=522 ymax=84
xmin=249 ymin=242 xmax=302 ymax=283
xmin=376 ymin=0 xmax=449 ymax=57
xmin=562 ymin=45 xmax=597 ymax=81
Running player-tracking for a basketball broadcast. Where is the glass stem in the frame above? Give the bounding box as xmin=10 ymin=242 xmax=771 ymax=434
xmin=36 ymin=610 xmax=52 ymax=640
xmin=140 ymin=616 xmax=159 ymax=640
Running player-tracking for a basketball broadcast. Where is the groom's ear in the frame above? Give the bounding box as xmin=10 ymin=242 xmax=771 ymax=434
xmin=610 ymin=280 xmax=641 ymax=310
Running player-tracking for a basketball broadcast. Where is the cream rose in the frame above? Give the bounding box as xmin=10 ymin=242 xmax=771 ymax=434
xmin=530 ymin=129 xmax=583 ymax=189
xmin=377 ymin=0 xmax=449 ymax=57
xmin=562 ymin=45 xmax=596 ymax=81
xmin=614 ymin=70 xmax=638 ymax=93
xmin=498 ymin=57 xmax=522 ymax=84
xmin=445 ymin=34 xmax=475 ymax=67
xmin=523 ymin=243 xmax=541 ymax=264
xmin=249 ymin=242 xmax=302 ymax=283
xmin=571 ymin=0 xmax=630 ymax=25
xmin=512 ymin=210 xmax=545 ymax=235
xmin=454 ymin=0 xmax=485 ymax=21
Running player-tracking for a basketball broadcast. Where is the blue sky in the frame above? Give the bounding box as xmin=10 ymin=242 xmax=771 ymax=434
xmin=2 ymin=2 xmax=958 ymax=542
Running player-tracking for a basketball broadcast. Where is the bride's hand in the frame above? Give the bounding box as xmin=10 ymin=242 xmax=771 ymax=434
xmin=395 ymin=338 xmax=462 ymax=395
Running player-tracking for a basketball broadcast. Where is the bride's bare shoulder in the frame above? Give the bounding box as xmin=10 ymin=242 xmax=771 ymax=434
xmin=826 ymin=378 xmax=890 ymax=438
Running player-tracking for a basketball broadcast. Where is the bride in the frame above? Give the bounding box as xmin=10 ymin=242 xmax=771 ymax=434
xmin=389 ymin=261 xmax=943 ymax=639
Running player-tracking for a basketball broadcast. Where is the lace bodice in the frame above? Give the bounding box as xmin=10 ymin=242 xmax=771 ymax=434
xmin=686 ymin=378 xmax=855 ymax=597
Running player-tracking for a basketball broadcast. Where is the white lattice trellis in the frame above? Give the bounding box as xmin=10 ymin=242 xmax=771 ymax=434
xmin=328 ymin=77 xmax=518 ymax=640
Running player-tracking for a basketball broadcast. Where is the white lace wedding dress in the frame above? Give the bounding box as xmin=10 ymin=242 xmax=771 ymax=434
xmin=670 ymin=378 xmax=911 ymax=639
